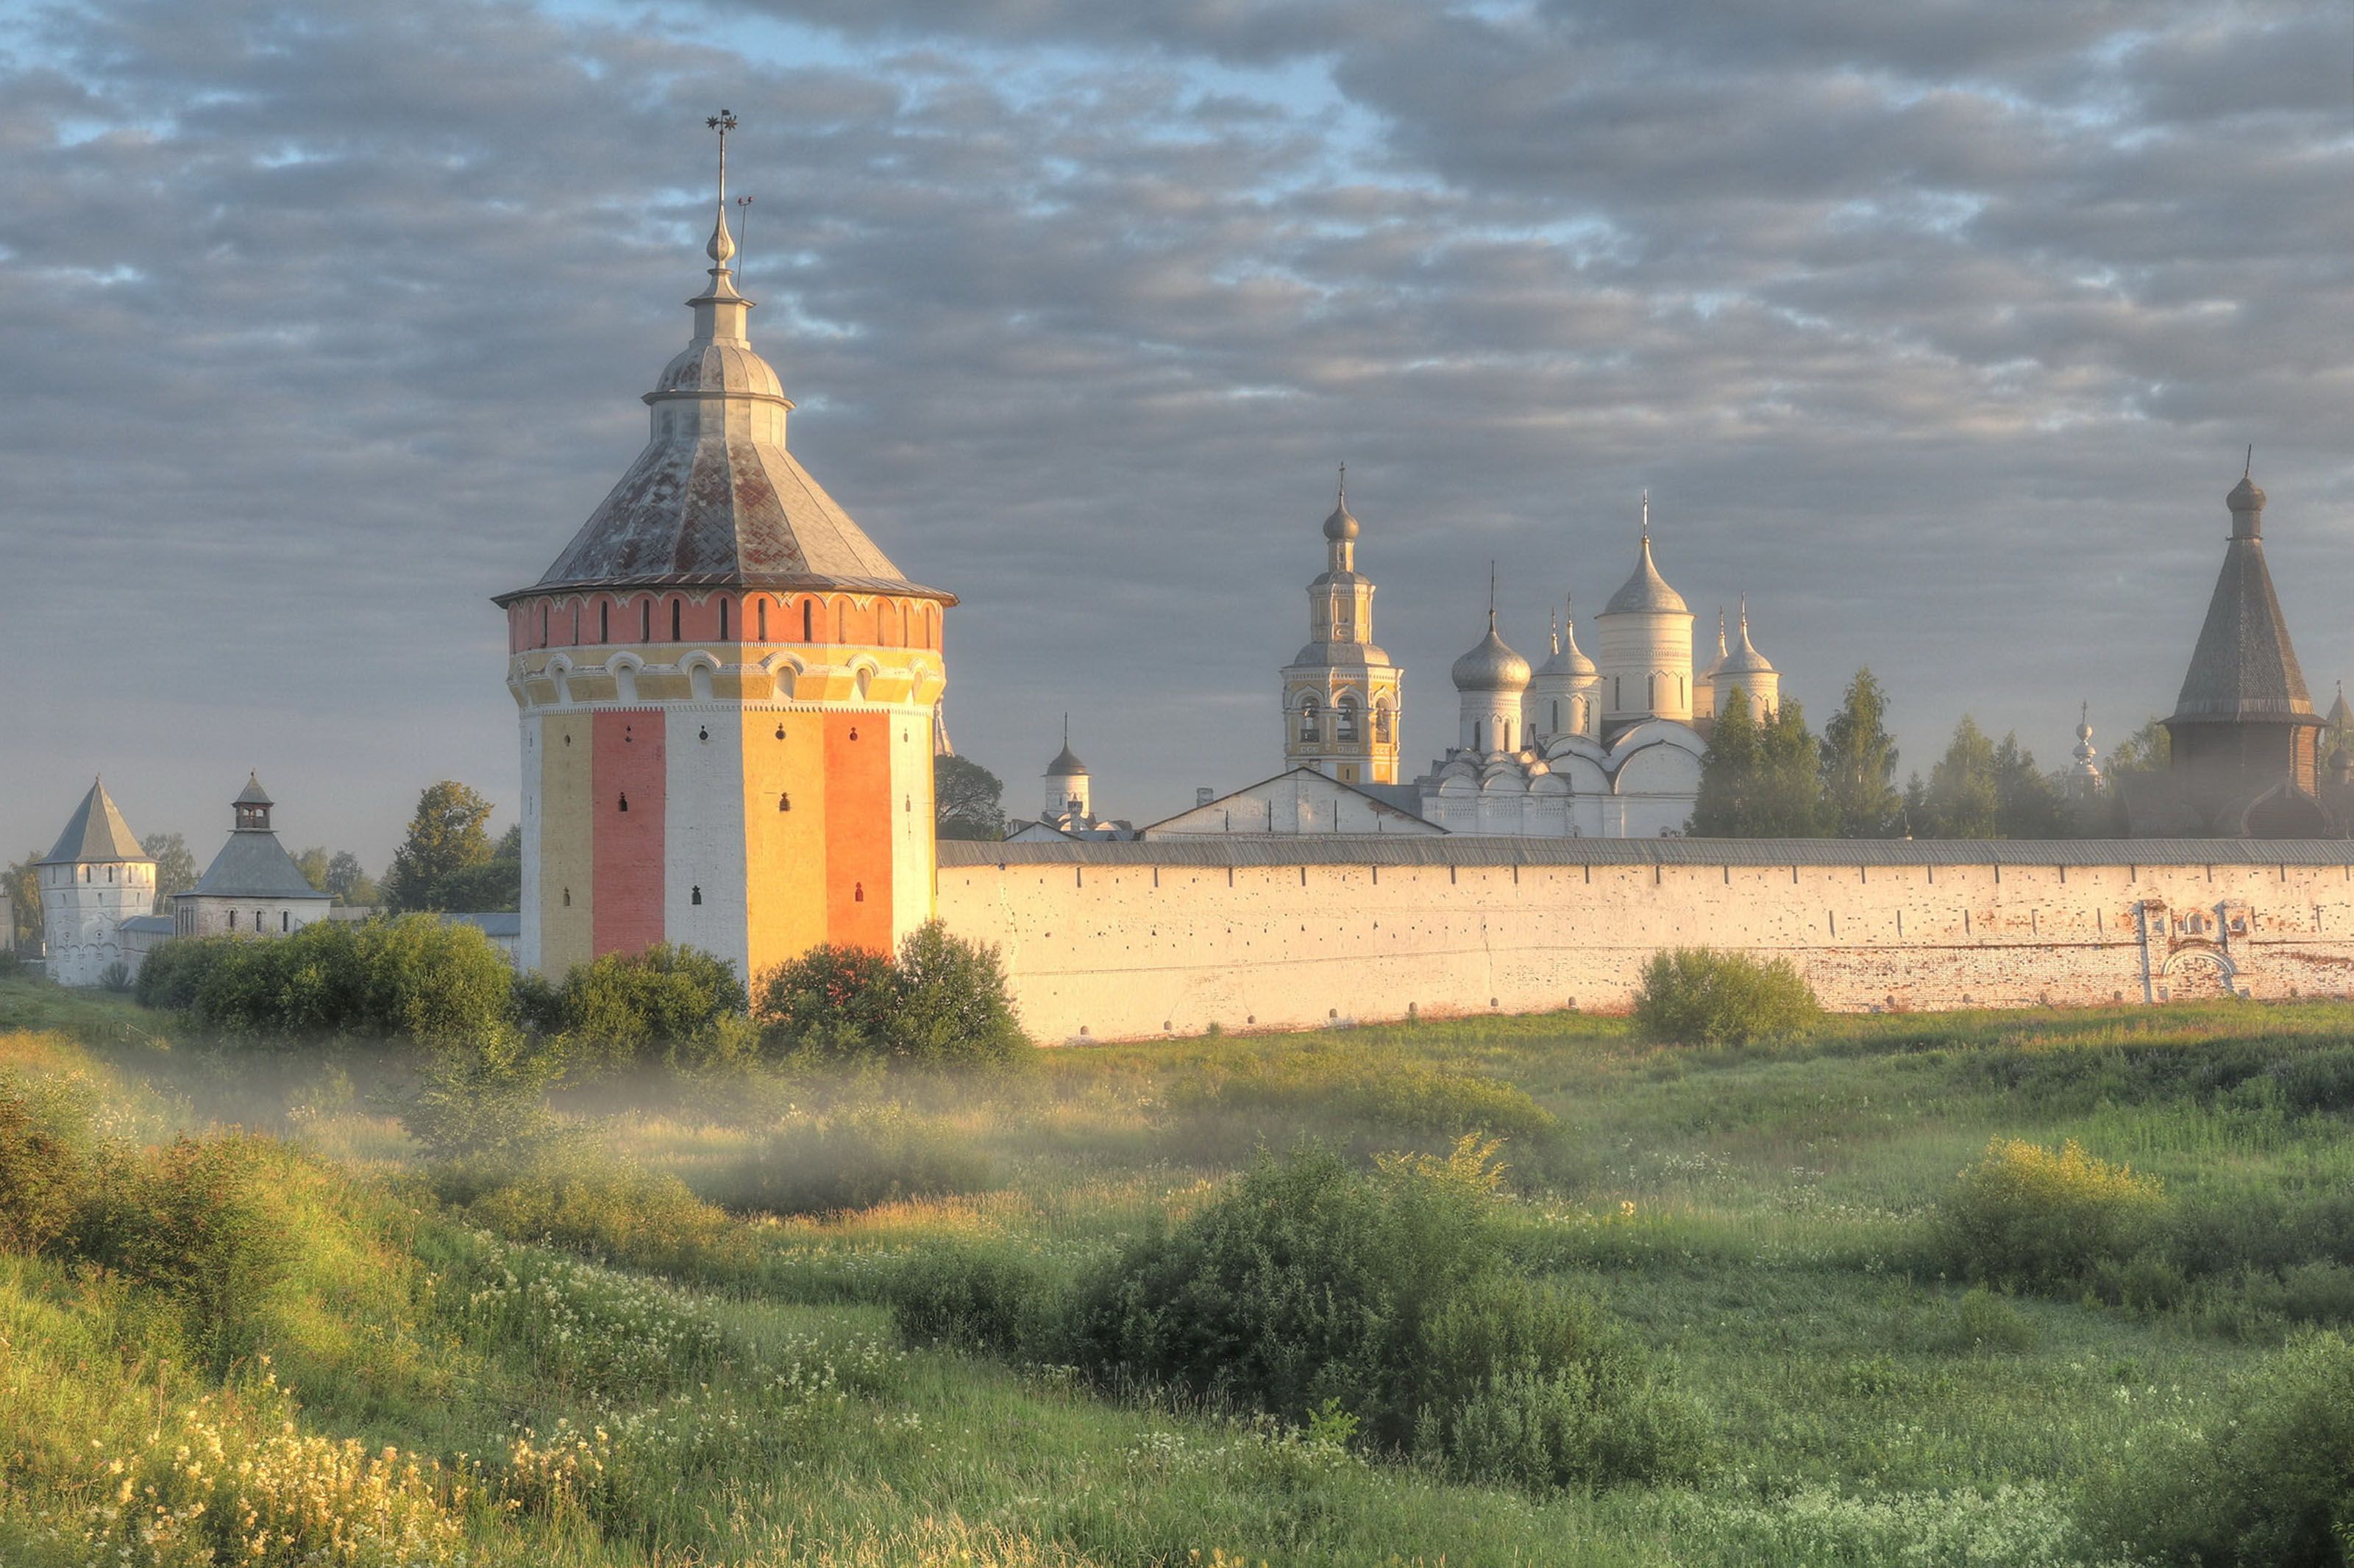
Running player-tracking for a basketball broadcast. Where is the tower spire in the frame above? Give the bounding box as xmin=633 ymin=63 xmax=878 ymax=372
xmin=1640 ymin=488 xmax=1649 ymax=540
xmin=1337 ymin=463 xmax=1345 ymax=505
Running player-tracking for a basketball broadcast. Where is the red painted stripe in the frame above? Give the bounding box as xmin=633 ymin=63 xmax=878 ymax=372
xmin=824 ymin=711 xmax=893 ymax=952
xmin=592 ymin=709 xmax=666 ymax=957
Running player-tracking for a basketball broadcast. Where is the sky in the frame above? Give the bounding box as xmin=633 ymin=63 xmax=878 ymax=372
xmin=1 ymin=0 xmax=2350 ymax=867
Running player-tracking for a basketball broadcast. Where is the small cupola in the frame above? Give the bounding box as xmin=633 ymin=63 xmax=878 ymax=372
xmin=233 ymin=771 xmax=274 ymax=833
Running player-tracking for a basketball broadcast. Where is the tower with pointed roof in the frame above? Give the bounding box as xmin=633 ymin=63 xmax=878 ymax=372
xmin=1044 ymin=721 xmax=1092 ymax=823
xmin=1594 ymin=495 xmax=1696 ymax=735
xmin=2153 ymin=462 xmax=2328 ymax=835
xmin=1450 ymin=588 xmax=1533 ymax=755
xmin=36 ymin=777 xmax=157 ymax=986
xmin=172 ymin=774 xmax=333 ymax=940
xmin=1712 ymin=599 xmax=1779 ymax=722
xmin=1279 ymin=472 xmax=1404 ymax=785
xmin=1522 ymin=598 xmax=1599 ymax=745
xmin=496 ymin=121 xmax=955 ymax=980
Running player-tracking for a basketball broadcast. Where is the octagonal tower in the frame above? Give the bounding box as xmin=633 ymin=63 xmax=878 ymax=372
xmin=495 ymin=135 xmax=954 ymax=982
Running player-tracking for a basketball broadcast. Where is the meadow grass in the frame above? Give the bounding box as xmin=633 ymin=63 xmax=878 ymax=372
xmin=4 ymin=978 xmax=2353 ymax=1562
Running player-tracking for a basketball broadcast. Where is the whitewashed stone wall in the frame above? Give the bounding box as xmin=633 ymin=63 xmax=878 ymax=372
xmin=935 ymin=840 xmax=2354 ymax=1043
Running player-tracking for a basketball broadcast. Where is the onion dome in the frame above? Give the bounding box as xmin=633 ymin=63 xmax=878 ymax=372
xmin=1047 ymin=716 xmax=1089 ymax=777
xmin=1451 ymin=610 xmax=1532 ymax=694
xmin=2227 ymin=466 xmax=2266 ymax=537
xmin=1535 ymin=599 xmax=1596 ymax=678
xmin=2072 ymin=702 xmax=2099 ymax=774
xmin=1323 ymin=480 xmax=1359 ymax=543
xmin=1719 ymin=599 xmax=1776 ymax=676
xmin=1603 ymin=498 xmax=1688 ymax=615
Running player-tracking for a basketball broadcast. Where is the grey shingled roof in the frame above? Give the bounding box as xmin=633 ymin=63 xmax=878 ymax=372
xmin=2170 ymin=518 xmax=2315 ymax=725
xmin=188 ymin=830 xmax=331 ymax=899
xmin=937 ymin=835 xmax=2354 ymax=870
xmin=41 ymin=779 xmax=143 ymax=865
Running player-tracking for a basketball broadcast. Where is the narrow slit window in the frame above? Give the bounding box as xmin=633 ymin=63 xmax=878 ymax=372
xmin=640 ymin=600 xmax=651 ymax=641
xmin=719 ymin=599 xmax=729 ymax=639
xmin=618 ymin=792 xmax=630 ymax=812
xmin=803 ymin=601 xmax=814 ymax=641
xmin=600 ymin=602 xmax=610 ymax=642
xmin=758 ymin=599 xmax=767 ymax=641
xmin=671 ymin=599 xmax=682 ymax=641
xmin=853 ymin=883 xmax=864 ymax=902
xmin=691 ymin=885 xmax=703 ymax=905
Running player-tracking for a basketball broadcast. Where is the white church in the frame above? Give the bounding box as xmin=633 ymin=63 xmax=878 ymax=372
xmin=1138 ymin=484 xmax=1782 ymax=841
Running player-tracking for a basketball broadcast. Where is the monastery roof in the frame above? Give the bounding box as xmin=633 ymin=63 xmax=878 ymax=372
xmin=188 ymin=831 xmax=330 ymax=901
xmin=938 ymin=835 xmax=2354 ymax=871
xmin=2169 ymin=468 xmax=2316 ymax=727
xmin=41 ymin=779 xmax=145 ymax=866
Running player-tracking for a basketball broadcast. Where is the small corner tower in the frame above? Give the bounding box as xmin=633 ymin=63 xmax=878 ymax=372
xmin=38 ymin=777 xmax=154 ymax=986
xmin=1595 ymin=493 xmax=1695 ymax=735
xmin=174 ymin=773 xmax=332 ymax=939
xmin=2159 ymin=458 xmax=2326 ymax=835
xmin=496 ymin=115 xmax=956 ymax=980
xmin=1279 ymin=469 xmax=1403 ymax=785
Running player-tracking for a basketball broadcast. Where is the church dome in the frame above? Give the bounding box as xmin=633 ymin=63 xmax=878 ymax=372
xmin=1451 ymin=615 xmax=1532 ymax=693
xmin=2228 ymin=471 xmax=2266 ymax=517
xmin=1046 ymin=743 xmax=1089 ymax=778
xmin=1719 ymin=602 xmax=1775 ymax=676
xmin=1323 ymin=496 xmax=1359 ymax=542
xmin=1535 ymin=607 xmax=1596 ymax=678
xmin=1603 ymin=532 xmax=1688 ymax=616
xmin=653 ymin=341 xmax=787 ymax=402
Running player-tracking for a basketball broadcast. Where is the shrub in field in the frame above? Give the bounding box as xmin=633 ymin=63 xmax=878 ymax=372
xmin=361 ymin=915 xmax=516 ymax=1046
xmin=1062 ymin=1138 xmax=1706 ymax=1489
xmin=72 ymin=1132 xmax=296 ymax=1368
xmin=1631 ymin=947 xmax=1820 ymax=1046
xmin=452 ymin=1144 xmax=730 ymax=1266
xmin=0 ymin=1083 xmax=86 ymax=1253
xmin=549 ymin=942 xmax=745 ymax=1069
xmin=2086 ymin=1329 xmax=2354 ymax=1567
xmin=755 ymin=922 xmax=1030 ymax=1067
xmin=1934 ymin=1138 xmax=2166 ymax=1294
xmin=136 ymin=916 xmax=514 ymax=1047
xmin=402 ymin=1024 xmax=569 ymax=1160
xmin=1945 ymin=1286 xmax=2038 ymax=1353
xmin=707 ymin=1106 xmax=998 ymax=1215
xmin=132 ymin=933 xmax=240 ymax=1011
xmin=890 ymin=1245 xmax=1067 ymax=1355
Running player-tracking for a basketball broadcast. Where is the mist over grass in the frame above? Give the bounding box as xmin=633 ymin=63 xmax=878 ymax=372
xmin=8 ymin=972 xmax=2354 ymax=1561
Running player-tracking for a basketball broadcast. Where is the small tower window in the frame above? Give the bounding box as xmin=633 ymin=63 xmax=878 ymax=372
xmin=541 ymin=604 xmax=549 ymax=646
xmin=1337 ymin=698 xmax=1359 ymax=743
xmin=1375 ymin=706 xmax=1392 ymax=743
xmin=699 ymin=726 xmax=709 ymax=742
xmin=835 ymin=602 xmax=848 ymax=642
xmin=1299 ymin=698 xmax=1320 ymax=743
xmin=803 ymin=601 xmax=814 ymax=641
xmin=281 ymin=910 xmax=289 ymax=933
xmin=719 ymin=599 xmax=729 ymax=640
xmin=228 ymin=910 xmax=235 ymax=930
xmin=775 ymin=724 xmax=785 ymax=740
xmin=600 ymin=602 xmax=610 ymax=642
xmin=691 ymin=885 xmax=703 ymax=905
xmin=849 ymin=725 xmax=859 ymax=741
xmin=671 ymin=599 xmax=682 ymax=641
xmin=641 ymin=601 xmax=652 ymax=641
xmin=618 ymin=792 xmax=630 ymax=812
xmin=853 ymin=883 xmax=865 ymax=902
xmin=1473 ymin=721 xmax=1484 ymax=752
xmin=778 ymin=793 xmax=790 ymax=811
xmin=83 ymin=866 xmax=90 ymax=883
xmin=758 ymin=599 xmax=768 ymax=641
xmin=563 ymin=888 xmax=572 ymax=907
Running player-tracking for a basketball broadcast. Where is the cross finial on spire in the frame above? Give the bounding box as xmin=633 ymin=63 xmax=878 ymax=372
xmin=1337 ymin=462 xmax=1345 ymax=504
xmin=1487 ymin=560 xmax=1498 ymax=627
xmin=1062 ymin=711 xmax=1069 ymax=746
xmin=2245 ymin=443 xmax=2254 ymax=480
xmin=1640 ymin=488 xmax=1649 ymax=539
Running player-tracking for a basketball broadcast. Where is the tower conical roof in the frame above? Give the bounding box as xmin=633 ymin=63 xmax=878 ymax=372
xmin=500 ymin=136 xmax=952 ymax=606
xmin=1602 ymin=511 xmax=1688 ymax=616
xmin=41 ymin=778 xmax=144 ymax=866
xmin=1719 ymin=600 xmax=1775 ymax=676
xmin=1534 ymin=599 xmax=1596 ymax=679
xmin=234 ymin=771 xmax=273 ymax=808
xmin=2169 ymin=466 xmax=2315 ymax=724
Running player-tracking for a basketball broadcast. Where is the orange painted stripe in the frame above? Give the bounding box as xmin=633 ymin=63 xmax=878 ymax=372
xmin=592 ymin=709 xmax=666 ymax=957
xmin=823 ymin=711 xmax=893 ymax=953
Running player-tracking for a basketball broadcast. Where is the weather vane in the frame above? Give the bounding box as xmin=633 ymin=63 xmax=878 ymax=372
xmin=706 ymin=109 xmax=738 ymax=204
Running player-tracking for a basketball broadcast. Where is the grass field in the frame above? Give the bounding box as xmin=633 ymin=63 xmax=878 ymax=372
xmin=4 ymin=974 xmax=2350 ymax=1565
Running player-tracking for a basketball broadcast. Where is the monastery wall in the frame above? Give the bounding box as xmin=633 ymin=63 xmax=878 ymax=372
xmin=934 ymin=838 xmax=2354 ymax=1043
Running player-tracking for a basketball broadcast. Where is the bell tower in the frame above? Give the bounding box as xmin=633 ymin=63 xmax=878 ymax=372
xmin=497 ymin=115 xmax=955 ymax=981
xmin=1279 ymin=470 xmax=1404 ymax=784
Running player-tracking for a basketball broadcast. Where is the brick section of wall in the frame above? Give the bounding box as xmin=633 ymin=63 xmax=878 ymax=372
xmin=591 ymin=710 xmax=666 ymax=957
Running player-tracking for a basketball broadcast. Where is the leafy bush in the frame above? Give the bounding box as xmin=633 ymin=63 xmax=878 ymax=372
xmin=134 ymin=933 xmax=241 ymax=1011
xmin=2086 ymin=1329 xmax=2354 ymax=1567
xmin=402 ymin=1024 xmax=570 ymax=1160
xmin=72 ymin=1132 xmax=296 ymax=1368
xmin=1060 ymin=1138 xmax=1706 ymax=1489
xmin=549 ymin=942 xmax=745 ymax=1069
xmin=136 ymin=916 xmax=516 ymax=1047
xmin=1632 ymin=947 xmax=1821 ymax=1046
xmin=1933 ymin=1138 xmax=2167 ymax=1294
xmin=890 ymin=1246 xmax=1067 ymax=1356
xmin=361 ymin=915 xmax=516 ymax=1047
xmin=96 ymin=960 xmax=132 ymax=993
xmin=1945 ymin=1286 xmax=2038 ymax=1353
xmin=755 ymin=922 xmax=1030 ymax=1068
xmin=0 ymin=1083 xmax=88 ymax=1253
xmin=703 ymin=1107 xmax=998 ymax=1216
xmin=449 ymin=1145 xmax=730 ymax=1267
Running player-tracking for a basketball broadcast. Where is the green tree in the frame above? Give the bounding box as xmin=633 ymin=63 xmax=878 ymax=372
xmin=1688 ymin=688 xmax=1761 ymax=835
xmin=2103 ymin=717 xmax=2172 ymax=776
xmin=1921 ymin=716 xmax=2001 ymax=838
xmin=1818 ymin=668 xmax=1904 ymax=837
xmin=1755 ymin=699 xmax=1829 ymax=836
xmin=3 ymin=852 xmax=40 ymax=955
xmin=1992 ymin=732 xmax=2067 ymax=838
xmin=324 ymin=850 xmax=377 ymax=907
xmin=293 ymin=846 xmax=333 ymax=894
xmin=141 ymin=832 xmax=199 ymax=914
xmin=936 ymin=756 xmax=1007 ymax=841
xmin=382 ymin=782 xmax=497 ymax=913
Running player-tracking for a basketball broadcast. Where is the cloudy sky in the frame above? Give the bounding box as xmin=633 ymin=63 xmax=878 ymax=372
xmin=1 ymin=0 xmax=2349 ymax=865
